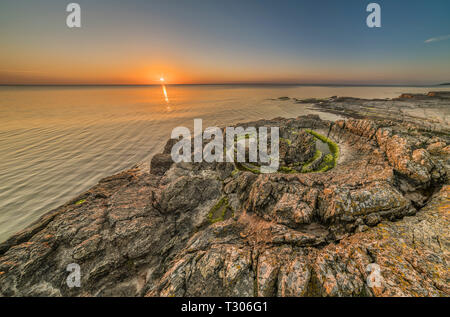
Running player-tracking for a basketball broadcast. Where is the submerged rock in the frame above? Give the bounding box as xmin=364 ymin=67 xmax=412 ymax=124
xmin=0 ymin=113 xmax=448 ymax=297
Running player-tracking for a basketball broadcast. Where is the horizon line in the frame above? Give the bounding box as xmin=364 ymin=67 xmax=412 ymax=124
xmin=0 ymin=82 xmax=448 ymax=87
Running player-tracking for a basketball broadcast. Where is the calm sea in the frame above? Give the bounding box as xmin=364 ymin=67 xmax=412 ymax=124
xmin=0 ymin=85 xmax=448 ymax=242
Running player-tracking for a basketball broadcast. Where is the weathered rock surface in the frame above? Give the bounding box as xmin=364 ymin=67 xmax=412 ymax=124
xmin=0 ymin=106 xmax=448 ymax=297
xmin=296 ymin=91 xmax=450 ymax=134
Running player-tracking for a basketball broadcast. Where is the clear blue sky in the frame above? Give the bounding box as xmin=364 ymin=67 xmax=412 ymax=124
xmin=0 ymin=0 xmax=449 ymax=84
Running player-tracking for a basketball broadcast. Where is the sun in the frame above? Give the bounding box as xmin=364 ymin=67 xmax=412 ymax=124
xmin=160 ymin=77 xmax=165 ymax=82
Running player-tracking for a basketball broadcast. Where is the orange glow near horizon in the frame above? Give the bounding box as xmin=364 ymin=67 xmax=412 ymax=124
xmin=1 ymin=59 xmax=449 ymax=86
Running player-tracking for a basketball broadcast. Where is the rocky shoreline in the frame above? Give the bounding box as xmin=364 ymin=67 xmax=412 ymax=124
xmin=0 ymin=92 xmax=448 ymax=297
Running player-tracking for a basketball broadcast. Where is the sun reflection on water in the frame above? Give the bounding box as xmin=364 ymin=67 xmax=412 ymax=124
xmin=162 ymin=84 xmax=169 ymax=103
xmin=160 ymin=78 xmax=170 ymax=109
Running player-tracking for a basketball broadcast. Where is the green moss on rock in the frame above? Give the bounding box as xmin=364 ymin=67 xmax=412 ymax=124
xmin=280 ymin=137 xmax=292 ymax=145
xmin=232 ymin=129 xmax=339 ymax=175
xmin=305 ymin=129 xmax=339 ymax=171
xmin=235 ymin=162 xmax=261 ymax=174
xmin=208 ymin=196 xmax=233 ymax=224
xmin=301 ymin=150 xmax=322 ymax=173
xmin=75 ymin=199 xmax=86 ymax=205
xmin=279 ymin=166 xmax=297 ymax=174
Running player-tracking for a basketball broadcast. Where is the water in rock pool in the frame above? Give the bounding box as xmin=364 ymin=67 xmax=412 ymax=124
xmin=1 ymin=84 xmax=449 ymax=242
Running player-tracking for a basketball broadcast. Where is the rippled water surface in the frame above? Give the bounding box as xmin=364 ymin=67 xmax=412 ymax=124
xmin=1 ymin=85 xmax=448 ymax=242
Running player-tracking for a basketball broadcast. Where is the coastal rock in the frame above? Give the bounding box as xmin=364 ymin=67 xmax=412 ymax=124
xmin=150 ymin=153 xmax=173 ymax=176
xmin=306 ymin=91 xmax=450 ymax=134
xmin=0 ymin=113 xmax=448 ymax=297
xmin=279 ymin=129 xmax=315 ymax=165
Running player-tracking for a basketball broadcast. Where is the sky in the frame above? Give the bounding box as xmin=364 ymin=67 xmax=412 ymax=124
xmin=0 ymin=0 xmax=449 ymax=85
